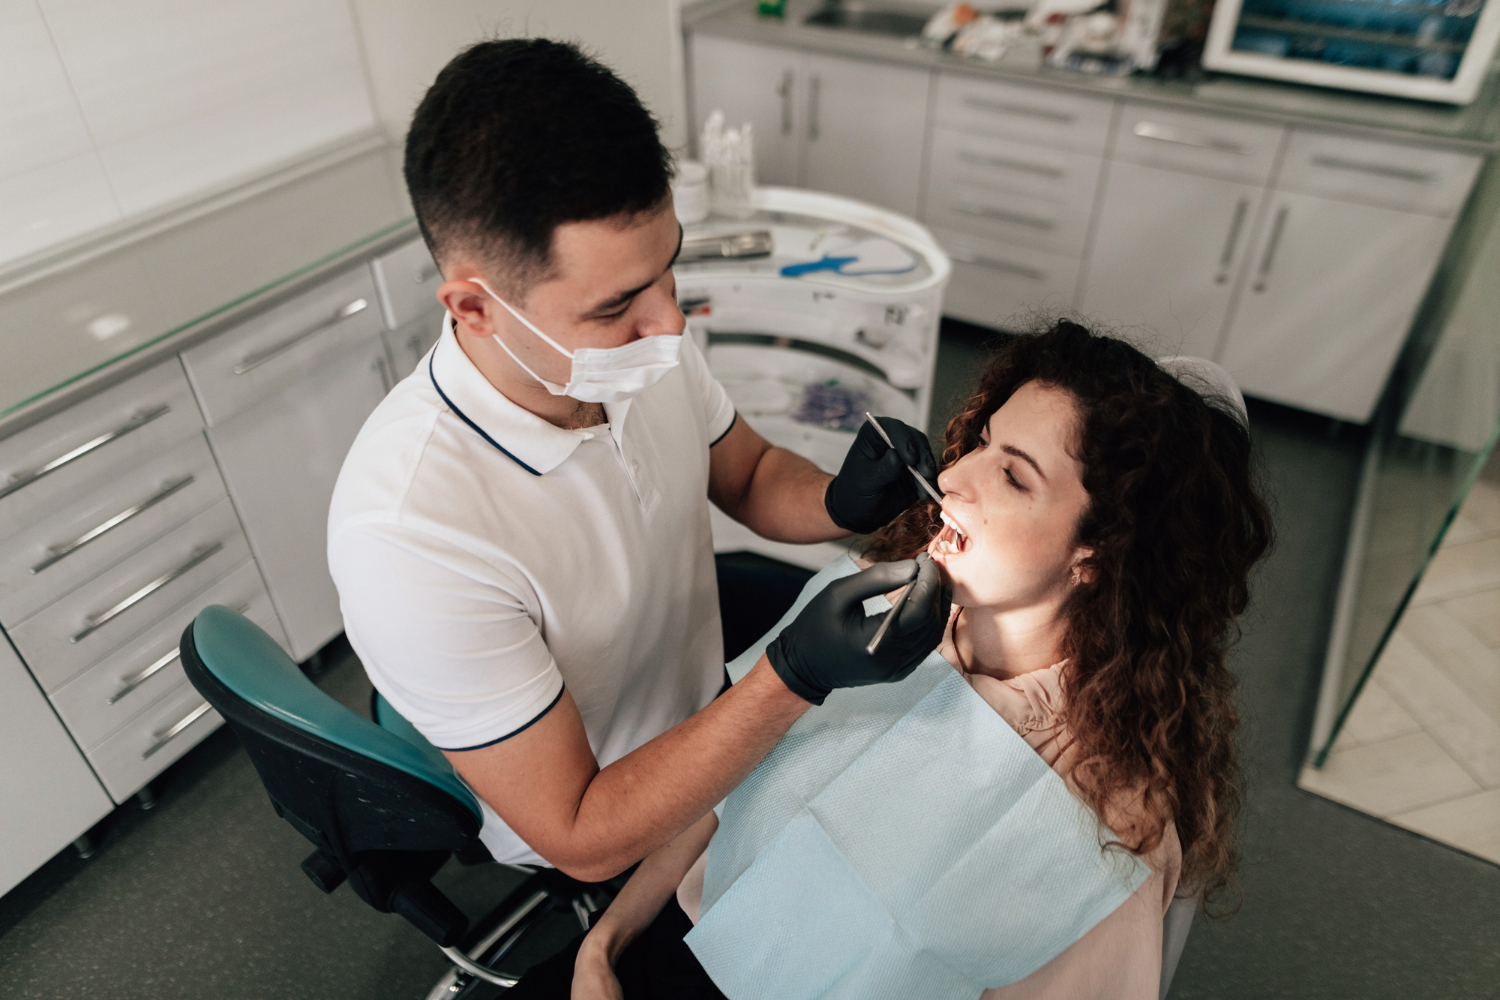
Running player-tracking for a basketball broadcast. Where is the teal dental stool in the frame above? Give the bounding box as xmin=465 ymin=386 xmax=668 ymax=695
xmin=180 ymin=605 xmax=610 ymax=994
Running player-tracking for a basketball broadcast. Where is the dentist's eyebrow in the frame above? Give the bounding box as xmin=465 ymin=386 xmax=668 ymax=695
xmin=1003 ymin=445 xmax=1047 ymax=481
xmin=586 ymin=225 xmax=684 ymax=315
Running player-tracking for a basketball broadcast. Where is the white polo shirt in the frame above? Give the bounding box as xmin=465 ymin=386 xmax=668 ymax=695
xmin=328 ymin=317 xmax=735 ymax=865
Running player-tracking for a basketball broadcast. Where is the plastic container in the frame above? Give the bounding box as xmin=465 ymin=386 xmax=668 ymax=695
xmin=672 ymin=161 xmax=710 ymax=224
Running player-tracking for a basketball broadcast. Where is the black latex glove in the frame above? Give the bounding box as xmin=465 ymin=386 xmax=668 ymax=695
xmin=766 ymin=554 xmax=951 ymax=705
xmin=824 ymin=417 xmax=939 ymax=535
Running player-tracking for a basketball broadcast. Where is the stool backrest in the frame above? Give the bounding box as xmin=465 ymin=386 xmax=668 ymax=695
xmin=180 ymin=605 xmax=489 ymax=945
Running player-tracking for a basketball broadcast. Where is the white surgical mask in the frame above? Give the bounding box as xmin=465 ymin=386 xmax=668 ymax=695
xmin=473 ymin=278 xmax=682 ymax=404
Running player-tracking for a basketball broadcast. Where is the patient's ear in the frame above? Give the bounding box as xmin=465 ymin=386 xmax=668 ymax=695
xmin=1070 ymin=548 xmax=1096 ymax=586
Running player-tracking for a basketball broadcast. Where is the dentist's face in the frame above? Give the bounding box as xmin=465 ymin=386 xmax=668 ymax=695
xmin=443 ymin=199 xmax=686 ymax=388
xmin=929 ymin=381 xmax=1093 ymax=611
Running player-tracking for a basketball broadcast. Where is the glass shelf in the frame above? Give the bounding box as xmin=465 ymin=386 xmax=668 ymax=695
xmin=0 ymin=144 xmax=414 ymax=422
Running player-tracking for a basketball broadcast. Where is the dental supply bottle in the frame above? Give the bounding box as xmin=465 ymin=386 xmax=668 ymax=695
xmin=700 ymin=110 xmax=756 ymax=220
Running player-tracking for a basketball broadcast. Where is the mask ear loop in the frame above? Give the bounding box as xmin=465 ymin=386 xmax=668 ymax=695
xmin=469 ymin=278 xmax=572 ymax=396
xmin=472 ymin=278 xmax=576 ymax=359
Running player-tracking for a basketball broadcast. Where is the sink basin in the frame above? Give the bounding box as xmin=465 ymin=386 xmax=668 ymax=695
xmin=803 ymin=3 xmax=931 ymax=38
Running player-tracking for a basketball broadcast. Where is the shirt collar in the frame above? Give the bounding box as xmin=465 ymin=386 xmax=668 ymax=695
xmin=429 ymin=314 xmax=603 ymax=476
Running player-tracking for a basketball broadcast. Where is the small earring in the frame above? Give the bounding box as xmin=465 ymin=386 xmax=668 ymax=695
xmin=1070 ymin=570 xmax=1081 ymax=586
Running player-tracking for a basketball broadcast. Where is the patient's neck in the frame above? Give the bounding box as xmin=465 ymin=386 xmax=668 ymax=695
xmin=950 ymin=600 xmax=1067 ymax=681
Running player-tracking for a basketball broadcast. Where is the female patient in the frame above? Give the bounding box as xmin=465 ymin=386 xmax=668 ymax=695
xmin=515 ymin=320 xmax=1272 ymax=999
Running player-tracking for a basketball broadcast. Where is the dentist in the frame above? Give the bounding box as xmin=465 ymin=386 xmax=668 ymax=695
xmin=328 ymin=39 xmax=947 ymax=883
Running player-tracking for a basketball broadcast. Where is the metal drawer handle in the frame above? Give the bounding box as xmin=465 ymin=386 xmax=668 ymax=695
xmin=141 ymin=702 xmax=213 ymax=759
xmin=109 ymin=649 xmax=180 ymax=705
xmin=72 ymin=542 xmax=223 ymax=643
xmin=0 ymin=405 xmax=171 ymax=501
xmin=1133 ymin=121 xmax=1247 ymax=155
xmin=107 ymin=600 xmax=247 ymax=705
xmin=1253 ymin=205 xmax=1290 ymax=293
xmin=233 ymin=298 xmax=369 ymax=375
xmin=1310 ymin=155 xmax=1437 ymax=185
xmin=32 ymin=476 xmax=195 ymax=574
xmin=962 ymin=96 xmax=1074 ymax=124
xmin=951 ymin=202 xmax=1055 ymax=231
xmin=1215 ymin=198 xmax=1251 ymax=284
xmin=957 ymin=150 xmax=1064 ymax=179
xmin=777 ymin=70 xmax=794 ymax=135
xmin=808 ymin=75 xmax=821 ymax=141
xmin=946 ymin=249 xmax=1046 ymax=281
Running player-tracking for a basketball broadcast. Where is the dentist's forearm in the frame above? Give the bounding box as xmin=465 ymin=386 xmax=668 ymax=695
xmin=726 ymin=446 xmax=849 ymax=543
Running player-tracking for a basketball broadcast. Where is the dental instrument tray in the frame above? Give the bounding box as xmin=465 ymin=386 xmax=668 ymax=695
xmin=676 ymin=230 xmax=774 ymax=263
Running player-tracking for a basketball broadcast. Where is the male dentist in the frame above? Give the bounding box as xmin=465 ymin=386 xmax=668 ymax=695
xmin=328 ymin=39 xmax=948 ymax=883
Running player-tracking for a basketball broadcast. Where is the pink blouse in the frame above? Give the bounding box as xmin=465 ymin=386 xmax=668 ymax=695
xmin=677 ymin=661 xmax=1182 ymax=1000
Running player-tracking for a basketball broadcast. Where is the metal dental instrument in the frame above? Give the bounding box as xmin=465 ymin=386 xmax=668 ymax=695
xmin=866 ymin=576 xmax=916 ymax=656
xmin=863 ymin=412 xmax=944 ymax=506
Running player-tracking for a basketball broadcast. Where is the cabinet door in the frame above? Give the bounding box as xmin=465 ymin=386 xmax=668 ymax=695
xmin=689 ymin=36 xmax=802 ymax=187
xmin=0 ymin=635 xmax=112 ymax=897
xmin=1219 ymin=191 xmax=1454 ymax=422
xmin=803 ymin=53 xmax=931 ymax=217
xmin=1079 ymin=161 xmax=1263 ymax=360
xmin=206 ymin=333 xmax=389 ymax=660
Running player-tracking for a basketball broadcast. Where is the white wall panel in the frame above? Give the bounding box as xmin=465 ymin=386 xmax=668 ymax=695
xmin=0 ymin=0 xmax=120 ymax=263
xmin=36 ymin=0 xmax=376 ymax=216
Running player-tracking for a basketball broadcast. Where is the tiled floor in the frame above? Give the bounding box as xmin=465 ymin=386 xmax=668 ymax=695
xmin=1300 ymin=461 xmax=1500 ymax=865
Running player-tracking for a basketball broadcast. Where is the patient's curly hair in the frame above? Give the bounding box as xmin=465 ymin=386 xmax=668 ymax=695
xmin=865 ymin=320 xmax=1271 ymax=913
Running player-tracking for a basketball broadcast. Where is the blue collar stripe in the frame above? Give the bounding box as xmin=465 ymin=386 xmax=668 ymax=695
xmin=429 ymin=353 xmax=543 ymax=477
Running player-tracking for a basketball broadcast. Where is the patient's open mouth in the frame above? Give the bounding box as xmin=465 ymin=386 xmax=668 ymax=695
xmin=934 ymin=511 xmax=969 ymax=557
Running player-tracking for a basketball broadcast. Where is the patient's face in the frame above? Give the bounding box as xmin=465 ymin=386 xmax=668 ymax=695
xmin=929 ymin=381 xmax=1091 ymax=610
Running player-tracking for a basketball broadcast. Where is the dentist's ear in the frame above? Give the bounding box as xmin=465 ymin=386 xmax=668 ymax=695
xmin=437 ymin=275 xmax=502 ymax=339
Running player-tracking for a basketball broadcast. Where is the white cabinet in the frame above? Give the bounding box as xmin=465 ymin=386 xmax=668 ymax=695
xmin=199 ymin=337 xmax=387 ymax=661
xmin=689 ymin=35 xmax=803 ymax=186
xmin=689 ymin=37 xmax=931 ymax=215
xmin=0 ymin=634 xmax=112 ymax=897
xmin=801 ymin=53 xmax=931 ymax=217
xmin=181 ymin=267 xmax=388 ymax=661
xmin=921 ymin=73 xmax=1114 ymax=328
xmin=1217 ymin=191 xmax=1455 ymax=422
xmin=1079 ymin=162 xmax=1264 ymax=359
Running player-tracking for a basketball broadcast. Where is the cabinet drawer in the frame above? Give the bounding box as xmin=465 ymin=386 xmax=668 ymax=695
xmin=10 ymin=499 xmax=250 ymax=691
xmin=1277 ymin=130 xmax=1482 ymax=217
xmin=934 ymin=73 xmax=1114 ymax=155
xmin=371 ymin=238 xmax=443 ymax=331
xmin=1112 ymin=103 xmax=1284 ymax=185
xmin=0 ymin=435 xmax=227 ymax=626
xmin=86 ymin=679 xmax=223 ymax=802
xmin=0 ymin=361 xmax=202 ymax=540
xmin=932 ymin=227 xmax=1081 ymax=329
xmin=925 ymin=127 xmax=1101 ymax=255
xmin=180 ymin=266 xmax=384 ymax=427
xmin=385 ymin=313 xmax=445 ymax=381
xmin=49 ymin=559 xmax=280 ymax=748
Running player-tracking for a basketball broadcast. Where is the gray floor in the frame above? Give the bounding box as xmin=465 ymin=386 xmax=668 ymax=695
xmin=3 ymin=320 xmax=1499 ymax=999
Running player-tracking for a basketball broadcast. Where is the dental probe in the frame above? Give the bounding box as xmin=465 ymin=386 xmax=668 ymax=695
xmin=866 ymin=575 xmax=916 ymax=655
xmin=863 ymin=412 xmax=944 ymax=506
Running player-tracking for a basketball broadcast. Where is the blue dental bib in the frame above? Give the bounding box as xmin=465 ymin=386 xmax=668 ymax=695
xmin=686 ymin=556 xmax=1148 ymax=1000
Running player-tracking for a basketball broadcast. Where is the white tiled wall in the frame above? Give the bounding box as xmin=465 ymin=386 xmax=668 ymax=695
xmin=0 ymin=0 xmax=376 ymax=268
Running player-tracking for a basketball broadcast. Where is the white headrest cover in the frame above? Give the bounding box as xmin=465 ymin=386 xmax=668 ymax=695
xmin=1156 ymin=355 xmax=1248 ymax=427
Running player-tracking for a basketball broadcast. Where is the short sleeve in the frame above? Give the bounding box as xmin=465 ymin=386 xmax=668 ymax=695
xmin=680 ymin=334 xmax=736 ymax=445
xmin=329 ymin=519 xmax=564 ymax=751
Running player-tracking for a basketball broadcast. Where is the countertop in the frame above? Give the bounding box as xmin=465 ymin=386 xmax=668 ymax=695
xmin=0 ymin=140 xmax=417 ymax=436
xmin=685 ymin=0 xmax=1500 ymax=152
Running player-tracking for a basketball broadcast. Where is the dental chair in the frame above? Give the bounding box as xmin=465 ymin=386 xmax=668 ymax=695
xmin=180 ymin=605 xmax=611 ymax=996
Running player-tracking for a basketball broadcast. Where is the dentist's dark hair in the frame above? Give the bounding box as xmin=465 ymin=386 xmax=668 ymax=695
xmin=865 ymin=320 xmax=1272 ymax=915
xmin=404 ymin=38 xmax=672 ymax=298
